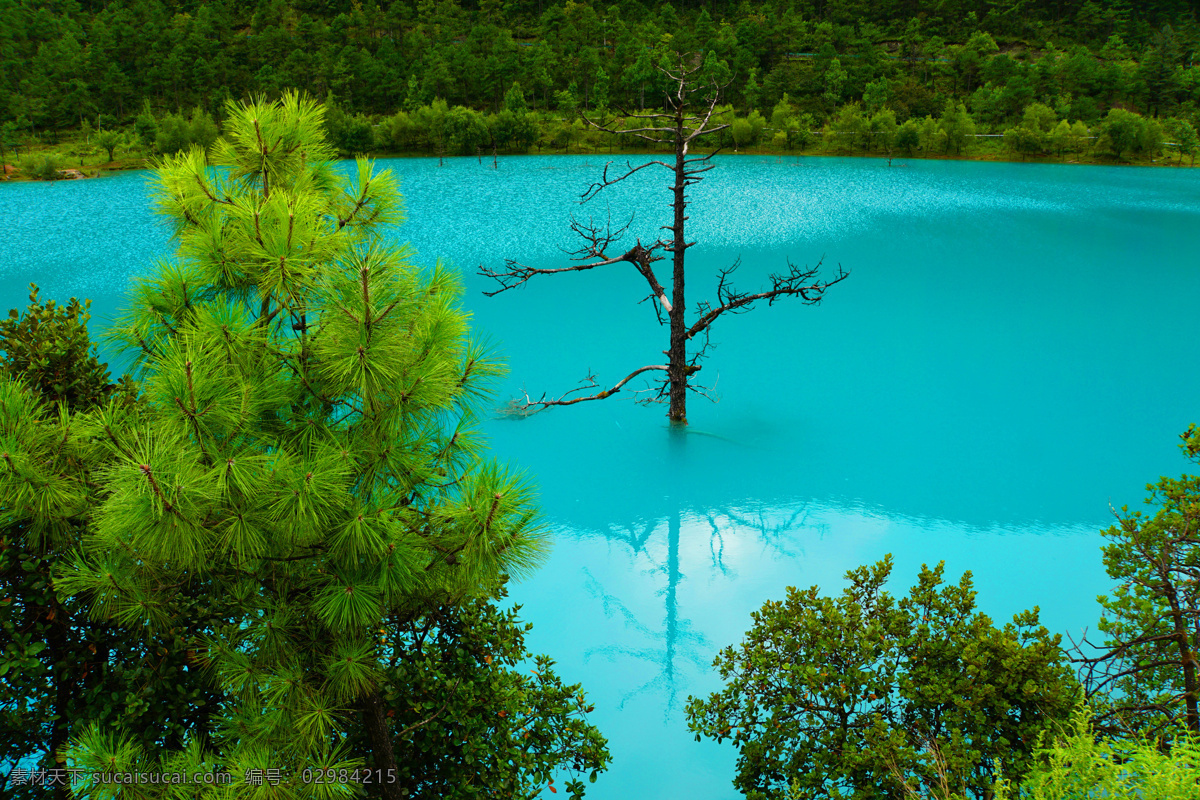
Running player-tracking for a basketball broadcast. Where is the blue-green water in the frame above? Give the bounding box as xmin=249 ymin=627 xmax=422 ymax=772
xmin=4 ymin=155 xmax=1200 ymax=797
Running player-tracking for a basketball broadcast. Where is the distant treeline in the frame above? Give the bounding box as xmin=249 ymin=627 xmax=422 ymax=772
xmin=2 ymin=0 xmax=1199 ymax=148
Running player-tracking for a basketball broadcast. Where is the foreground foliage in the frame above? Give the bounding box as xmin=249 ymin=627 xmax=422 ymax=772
xmin=995 ymin=706 xmax=1200 ymax=799
xmin=1071 ymin=425 xmax=1200 ymax=738
xmin=353 ymin=584 xmax=608 ymax=800
xmin=0 ymin=289 xmax=219 ymax=800
xmin=0 ymin=92 xmax=606 ymax=797
xmin=686 ymin=556 xmax=1078 ymax=800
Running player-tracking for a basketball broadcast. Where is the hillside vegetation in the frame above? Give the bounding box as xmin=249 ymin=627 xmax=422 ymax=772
xmin=2 ymin=1 xmax=1199 ymax=166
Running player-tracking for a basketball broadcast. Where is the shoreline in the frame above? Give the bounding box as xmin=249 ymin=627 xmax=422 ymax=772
xmin=2 ymin=146 xmax=1194 ymax=183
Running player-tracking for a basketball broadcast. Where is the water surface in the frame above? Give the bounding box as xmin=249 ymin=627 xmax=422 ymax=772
xmin=3 ymin=155 xmax=1199 ymax=798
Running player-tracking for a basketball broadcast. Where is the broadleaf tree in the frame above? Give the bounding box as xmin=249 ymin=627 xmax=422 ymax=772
xmin=0 ymin=92 xmax=607 ymax=798
xmin=352 ymin=584 xmax=610 ymax=799
xmin=479 ymin=53 xmax=847 ymax=425
xmin=685 ymin=556 xmax=1079 ymax=800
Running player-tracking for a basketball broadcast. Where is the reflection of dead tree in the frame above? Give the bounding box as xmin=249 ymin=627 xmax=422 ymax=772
xmin=578 ymin=502 xmax=826 ymax=714
xmin=480 ymin=54 xmax=848 ymax=425
xmin=705 ymin=513 xmax=735 ymax=577
xmin=711 ymin=503 xmax=820 ymax=563
xmin=580 ymin=511 xmax=710 ymax=716
xmin=599 ymin=519 xmax=658 ymax=553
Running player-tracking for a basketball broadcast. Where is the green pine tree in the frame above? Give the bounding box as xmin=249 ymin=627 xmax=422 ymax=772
xmin=0 ymin=287 xmax=219 ymax=800
xmin=31 ymin=92 xmax=558 ymax=797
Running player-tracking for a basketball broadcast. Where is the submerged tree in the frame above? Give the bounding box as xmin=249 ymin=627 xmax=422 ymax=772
xmin=0 ymin=92 xmax=607 ymax=798
xmin=480 ymin=56 xmax=847 ymax=425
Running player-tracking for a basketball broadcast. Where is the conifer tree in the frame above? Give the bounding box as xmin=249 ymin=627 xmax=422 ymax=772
xmin=30 ymin=92 xmax=557 ymax=798
xmin=0 ymin=288 xmax=219 ymax=800
xmin=1070 ymin=426 xmax=1200 ymax=739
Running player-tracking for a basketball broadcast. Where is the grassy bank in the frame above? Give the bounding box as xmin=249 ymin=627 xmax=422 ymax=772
xmin=2 ymin=118 xmax=1192 ymax=183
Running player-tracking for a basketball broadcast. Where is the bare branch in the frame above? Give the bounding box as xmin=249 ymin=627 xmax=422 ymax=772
xmin=581 ymin=159 xmax=672 ymax=203
xmin=561 ymin=210 xmax=635 ymax=260
xmin=478 ymin=238 xmax=668 ymax=309
xmin=586 ymin=121 xmax=674 ymax=136
xmin=478 ymin=252 xmax=628 ymax=296
xmin=602 ymin=106 xmax=677 ymax=121
xmin=687 ymin=259 xmax=850 ymax=341
xmin=630 ymin=379 xmax=671 ymax=405
xmin=688 ymin=323 xmax=716 ymax=369
xmin=500 ymin=365 xmax=669 ymax=416
xmin=684 ymin=91 xmax=730 ymax=145
xmin=582 ymin=73 xmax=728 ymax=156
xmin=686 ymin=374 xmax=720 ymax=404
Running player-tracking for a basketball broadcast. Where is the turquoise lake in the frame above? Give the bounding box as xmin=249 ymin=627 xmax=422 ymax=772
xmin=3 ymin=154 xmax=1200 ymax=797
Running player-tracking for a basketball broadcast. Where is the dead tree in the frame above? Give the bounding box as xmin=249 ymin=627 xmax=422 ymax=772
xmin=479 ymin=56 xmax=848 ymax=425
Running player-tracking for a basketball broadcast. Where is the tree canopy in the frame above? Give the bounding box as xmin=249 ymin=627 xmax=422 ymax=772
xmin=2 ymin=0 xmax=1199 ymax=144
xmin=1 ymin=91 xmax=607 ymax=797
xmin=1071 ymin=426 xmax=1200 ymax=740
xmin=686 ymin=556 xmax=1079 ymax=800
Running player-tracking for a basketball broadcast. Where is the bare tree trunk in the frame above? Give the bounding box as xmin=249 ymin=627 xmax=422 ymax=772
xmin=667 ymin=104 xmax=689 ymax=425
xmin=360 ymin=688 xmax=404 ymax=800
xmin=480 ymin=55 xmax=845 ymax=421
xmin=1165 ymin=579 xmax=1200 ymax=732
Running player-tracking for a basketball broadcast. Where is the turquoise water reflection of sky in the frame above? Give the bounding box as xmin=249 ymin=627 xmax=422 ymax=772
xmin=3 ymin=155 xmax=1200 ymax=798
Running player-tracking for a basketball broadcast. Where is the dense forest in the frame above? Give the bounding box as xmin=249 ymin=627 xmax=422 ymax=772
xmin=2 ymin=0 xmax=1199 ymax=163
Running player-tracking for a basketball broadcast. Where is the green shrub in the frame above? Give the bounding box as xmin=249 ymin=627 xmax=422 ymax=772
xmin=868 ymin=109 xmax=898 ymax=151
xmin=828 ymin=103 xmax=867 ymax=151
xmin=894 ymin=119 xmax=921 ymax=154
xmin=384 ymin=110 xmax=417 ymax=150
xmin=445 ymin=105 xmax=488 ymax=155
xmin=17 ymin=153 xmax=63 ymax=180
xmin=325 ymin=102 xmax=375 ymax=155
xmin=731 ymin=116 xmax=753 ymax=148
xmin=747 ymin=110 xmax=767 ymax=143
xmin=93 ymin=129 xmax=124 ymax=162
xmin=187 ymin=107 xmax=219 ymax=151
xmin=155 ymin=108 xmax=220 ymax=156
xmin=1099 ymin=107 xmax=1146 ymax=160
xmin=154 ymin=113 xmax=190 ymax=155
xmin=133 ymin=101 xmax=157 ymax=149
xmin=996 ymin=707 xmax=1200 ymax=799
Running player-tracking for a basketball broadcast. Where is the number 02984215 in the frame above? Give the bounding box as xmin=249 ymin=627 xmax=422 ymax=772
xmin=301 ymin=768 xmax=398 ymax=785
